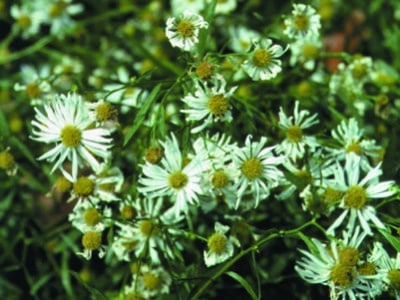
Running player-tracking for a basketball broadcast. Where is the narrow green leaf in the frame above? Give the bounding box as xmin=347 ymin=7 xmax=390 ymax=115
xmin=123 ymin=83 xmax=162 ymax=147
xmin=9 ymin=136 xmax=39 ymax=167
xmin=61 ymin=252 xmax=74 ymax=298
xmin=71 ymin=271 xmax=108 ymax=300
xmin=226 ymin=271 xmax=258 ymax=300
xmin=296 ymin=232 xmax=318 ymax=254
xmin=0 ymin=107 xmax=10 ymax=137
xmin=379 ymin=229 xmax=400 ymax=252
xmin=197 ymin=0 xmax=217 ymax=57
xmin=30 ymin=273 xmax=53 ymax=296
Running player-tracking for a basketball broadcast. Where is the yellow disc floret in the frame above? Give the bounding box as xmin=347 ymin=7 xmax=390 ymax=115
xmin=252 ymin=49 xmax=271 ymax=68
xmin=208 ymin=233 xmax=227 ymax=254
xmin=241 ymin=158 xmax=263 ymax=180
xmin=73 ymin=176 xmax=95 ymax=197
xmin=168 ymin=171 xmax=188 ymax=189
xmin=82 ymin=231 xmax=102 ymax=250
xmin=60 ymin=125 xmax=82 ymax=147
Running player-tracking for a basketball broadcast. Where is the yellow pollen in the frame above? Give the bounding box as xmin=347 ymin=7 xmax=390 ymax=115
xmin=83 ymin=207 xmax=102 ymax=226
xmin=82 ymin=231 xmax=102 ymax=250
xmin=330 ymin=263 xmax=355 ymax=287
xmin=339 ymin=247 xmax=359 ymax=266
xmin=49 ymin=1 xmax=68 ymax=17
xmin=207 ymin=233 xmax=227 ymax=254
xmin=121 ymin=205 xmax=135 ymax=220
xmin=168 ymin=171 xmax=188 ymax=189
xmin=196 ymin=61 xmax=214 ymax=80
xmin=211 ymin=170 xmax=229 ymax=188
xmin=145 ymin=147 xmax=163 ymax=164
xmin=73 ymin=176 xmax=95 ymax=197
xmin=25 ymin=83 xmax=40 ymax=99
xmin=139 ymin=220 xmax=158 ymax=237
xmin=60 ymin=125 xmax=82 ymax=147
xmin=0 ymin=151 xmax=14 ymax=170
xmin=96 ymin=102 xmax=116 ymax=121
xmin=324 ymin=187 xmax=343 ymax=203
xmin=295 ymin=169 xmax=312 ymax=184
xmin=358 ymin=262 xmax=376 ymax=276
xmin=286 ymin=125 xmax=303 ymax=142
xmin=142 ymin=272 xmax=161 ymax=290
xmin=351 ymin=62 xmax=367 ymax=79
xmin=122 ymin=240 xmax=137 ymax=250
xmin=55 ymin=176 xmax=72 ymax=193
xmin=176 ymin=20 xmax=194 ymax=38
xmin=252 ymin=49 xmax=271 ymax=68
xmin=344 ymin=185 xmax=367 ymax=209
xmin=293 ymin=14 xmax=309 ymax=31
xmin=388 ymin=269 xmax=400 ymax=290
xmin=17 ymin=15 xmax=31 ymax=28
xmin=241 ymin=158 xmax=263 ymax=180
xmin=346 ymin=142 xmax=362 ymax=155
xmin=302 ymin=43 xmax=319 ymax=59
xmin=208 ymin=94 xmax=229 ymax=116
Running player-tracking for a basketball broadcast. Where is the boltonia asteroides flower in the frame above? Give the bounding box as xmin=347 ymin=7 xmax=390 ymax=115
xmin=283 ymin=3 xmax=321 ymax=39
xmin=242 ymin=38 xmax=287 ymax=81
xmin=30 ymin=93 xmax=113 ymax=181
xmin=165 ymin=10 xmax=208 ymax=52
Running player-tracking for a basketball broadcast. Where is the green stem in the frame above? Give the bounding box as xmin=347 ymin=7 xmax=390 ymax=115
xmin=190 ymin=218 xmax=317 ymax=300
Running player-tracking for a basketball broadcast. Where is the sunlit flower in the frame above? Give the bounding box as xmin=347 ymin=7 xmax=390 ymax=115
xmin=165 ymin=10 xmax=208 ymax=52
xmin=210 ymin=0 xmax=237 ymax=15
xmin=131 ymin=264 xmax=172 ymax=298
xmin=77 ymin=230 xmax=106 ymax=260
xmin=241 ymin=38 xmax=287 ymax=81
xmin=204 ymin=222 xmax=239 ymax=267
xmin=228 ymin=25 xmax=261 ymax=53
xmin=277 ymin=101 xmax=320 ymax=160
xmin=284 ymin=3 xmax=321 ymax=39
xmin=232 ymin=135 xmax=284 ymax=208
xmin=289 ymin=36 xmax=322 ymax=70
xmin=10 ymin=3 xmax=44 ymax=39
xmin=181 ymin=75 xmax=237 ymax=133
xmin=30 ymin=93 xmax=113 ymax=181
xmin=327 ymin=155 xmax=396 ymax=236
xmin=170 ymin=0 xmax=205 ymax=14
xmin=68 ymin=200 xmax=112 ymax=233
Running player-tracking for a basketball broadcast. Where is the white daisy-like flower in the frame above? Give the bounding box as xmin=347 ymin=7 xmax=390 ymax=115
xmin=10 ymin=3 xmax=45 ymax=39
xmin=232 ymin=135 xmax=284 ymax=209
xmin=289 ymin=36 xmax=322 ymax=70
xmin=228 ymin=25 xmax=261 ymax=53
xmin=30 ymin=93 xmax=113 ymax=181
xmin=165 ymin=10 xmax=208 ymax=52
xmin=241 ymin=38 xmax=287 ymax=81
xmin=283 ymin=3 xmax=321 ymax=39
xmin=327 ymin=155 xmax=396 ymax=236
xmin=132 ymin=264 xmax=172 ymax=298
xmin=170 ymin=0 xmax=205 ymax=14
xmin=77 ymin=229 xmax=106 ymax=260
xmin=277 ymin=101 xmax=320 ymax=160
xmin=139 ymin=133 xmax=204 ymax=217
xmin=181 ymin=75 xmax=237 ymax=133
xmin=329 ymin=118 xmax=382 ymax=171
xmin=296 ymin=226 xmax=381 ymax=300
xmin=375 ymin=243 xmax=400 ymax=298
xmin=209 ymin=0 xmax=237 ymax=15
xmin=86 ymin=99 xmax=119 ymax=131
xmin=204 ymin=222 xmax=239 ymax=267
xmin=68 ymin=200 xmax=112 ymax=233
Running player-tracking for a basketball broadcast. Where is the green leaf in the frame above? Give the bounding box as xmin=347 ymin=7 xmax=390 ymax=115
xmin=30 ymin=273 xmax=53 ymax=296
xmin=9 ymin=136 xmax=39 ymax=167
xmin=0 ymin=107 xmax=9 ymax=138
xmin=226 ymin=271 xmax=259 ymax=300
xmin=296 ymin=231 xmax=318 ymax=254
xmin=379 ymin=229 xmax=400 ymax=252
xmin=71 ymin=271 xmax=108 ymax=300
xmin=61 ymin=252 xmax=74 ymax=298
xmin=123 ymin=83 xmax=162 ymax=147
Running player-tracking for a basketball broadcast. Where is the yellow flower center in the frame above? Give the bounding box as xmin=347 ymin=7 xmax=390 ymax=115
xmin=73 ymin=176 xmax=95 ymax=197
xmin=339 ymin=247 xmax=359 ymax=266
xmin=17 ymin=15 xmax=31 ymax=28
xmin=207 ymin=233 xmax=227 ymax=254
xmin=346 ymin=142 xmax=362 ymax=155
xmin=241 ymin=158 xmax=263 ymax=180
xmin=82 ymin=231 xmax=101 ymax=250
xmin=330 ymin=263 xmax=355 ymax=288
xmin=25 ymin=83 xmax=40 ymax=99
xmin=121 ymin=205 xmax=135 ymax=220
xmin=177 ymin=20 xmax=194 ymax=38
xmin=324 ymin=187 xmax=343 ymax=203
xmin=196 ymin=61 xmax=214 ymax=79
xmin=286 ymin=125 xmax=303 ymax=142
xmin=351 ymin=62 xmax=368 ymax=79
xmin=388 ymin=269 xmax=400 ymax=290
xmin=96 ymin=102 xmax=116 ymax=122
xmin=55 ymin=176 xmax=71 ymax=193
xmin=83 ymin=207 xmax=102 ymax=226
xmin=168 ymin=171 xmax=188 ymax=189
xmin=60 ymin=125 xmax=82 ymax=147
xmin=145 ymin=146 xmax=163 ymax=164
xmin=252 ymin=49 xmax=271 ymax=68
xmin=0 ymin=151 xmax=14 ymax=170
xmin=142 ymin=272 xmax=161 ymax=290
xmin=344 ymin=185 xmax=367 ymax=209
xmin=295 ymin=169 xmax=312 ymax=184
xmin=293 ymin=14 xmax=309 ymax=31
xmin=302 ymin=43 xmax=319 ymax=59
xmin=358 ymin=262 xmax=376 ymax=276
xmin=208 ymin=94 xmax=229 ymax=116
xmin=211 ymin=170 xmax=229 ymax=188
xmin=49 ymin=1 xmax=68 ymax=18
xmin=139 ymin=220 xmax=158 ymax=237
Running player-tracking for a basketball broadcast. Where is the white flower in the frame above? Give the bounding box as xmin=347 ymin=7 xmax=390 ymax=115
xmin=86 ymin=99 xmax=119 ymax=131
xmin=327 ymin=155 xmax=396 ymax=236
xmin=289 ymin=36 xmax=322 ymax=70
xmin=375 ymin=243 xmax=400 ymax=298
xmin=68 ymin=200 xmax=112 ymax=233
xmin=181 ymin=75 xmax=237 ymax=133
xmin=329 ymin=118 xmax=382 ymax=171
xmin=241 ymin=38 xmax=287 ymax=81
xmin=77 ymin=230 xmax=106 ymax=260
xmin=283 ymin=3 xmax=321 ymax=39
xmin=165 ymin=10 xmax=208 ymax=52
xmin=232 ymin=135 xmax=284 ymax=209
xmin=170 ymin=0 xmax=205 ymax=14
xmin=131 ymin=265 xmax=172 ymax=298
xmin=228 ymin=25 xmax=261 ymax=53
xmin=296 ymin=226 xmax=382 ymax=300
xmin=277 ymin=100 xmax=320 ymax=160
xmin=30 ymin=93 xmax=113 ymax=181
xmin=209 ymin=0 xmax=237 ymax=15
xmin=139 ymin=133 xmax=205 ymax=217
xmin=204 ymin=222 xmax=239 ymax=267
xmin=10 ymin=3 xmax=45 ymax=39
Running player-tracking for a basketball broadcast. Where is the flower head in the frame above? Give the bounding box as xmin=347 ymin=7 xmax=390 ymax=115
xmin=284 ymin=3 xmax=321 ymax=39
